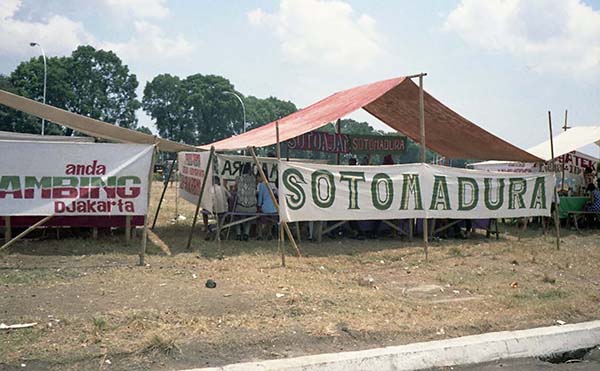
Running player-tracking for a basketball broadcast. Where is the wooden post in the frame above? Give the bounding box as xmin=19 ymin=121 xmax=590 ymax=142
xmin=248 ymin=146 xmax=301 ymax=258
xmin=276 ymin=121 xmax=285 ymax=267
xmin=418 ymin=73 xmax=429 ymax=261
xmin=139 ymin=145 xmax=158 ymax=266
xmin=186 ymin=147 xmax=216 ymax=251
xmin=548 ymin=111 xmax=561 ymax=250
xmin=92 ymin=227 xmax=98 ymax=240
xmin=4 ymin=216 xmax=11 ymax=244
xmin=560 ymin=110 xmax=568 ymax=191
xmin=125 ymin=215 xmax=131 ymax=242
xmin=0 ymin=215 xmax=53 ymax=252
xmin=152 ymin=158 xmax=177 ymax=229
xmin=336 ymin=119 xmax=341 ymax=165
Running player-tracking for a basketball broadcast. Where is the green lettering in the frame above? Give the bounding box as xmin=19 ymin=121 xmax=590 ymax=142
xmin=311 ymin=170 xmax=336 ymax=208
xmin=529 ymin=176 xmax=547 ymax=209
xmin=339 ymin=171 xmax=365 ymax=210
xmin=484 ymin=178 xmax=504 ymax=210
xmin=371 ymin=173 xmax=394 ymax=210
xmin=508 ymin=178 xmax=527 ymax=209
xmin=429 ymin=175 xmax=451 ymax=210
xmin=0 ymin=176 xmax=22 ymax=199
xmin=399 ymin=174 xmax=423 ymax=210
xmin=282 ymin=168 xmax=306 ymax=210
xmin=458 ymin=177 xmax=479 ymax=211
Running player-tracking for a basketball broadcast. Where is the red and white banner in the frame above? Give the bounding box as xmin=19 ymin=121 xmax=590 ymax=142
xmin=178 ymin=151 xmax=213 ymax=212
xmin=0 ymin=141 xmax=153 ymax=216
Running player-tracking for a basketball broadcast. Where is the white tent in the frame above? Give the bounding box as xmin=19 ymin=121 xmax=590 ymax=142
xmin=527 ymin=126 xmax=600 ymax=161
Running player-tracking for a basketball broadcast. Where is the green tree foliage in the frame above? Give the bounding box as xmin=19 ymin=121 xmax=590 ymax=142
xmin=245 ymin=96 xmax=297 ymax=130
xmin=3 ymin=45 xmax=140 ymax=135
xmin=66 ymin=46 xmax=140 ymax=129
xmin=143 ymin=74 xmax=296 ymax=145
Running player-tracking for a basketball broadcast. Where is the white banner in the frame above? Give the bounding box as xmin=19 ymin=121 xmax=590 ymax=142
xmin=0 ymin=141 xmax=153 ymax=216
xmin=279 ymin=162 xmax=555 ymax=222
xmin=216 ymin=154 xmax=279 ymax=184
xmin=178 ymin=151 xmax=213 ymax=212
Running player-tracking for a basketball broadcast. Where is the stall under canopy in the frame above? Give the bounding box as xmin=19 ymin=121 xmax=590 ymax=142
xmin=202 ymin=76 xmax=540 ymax=162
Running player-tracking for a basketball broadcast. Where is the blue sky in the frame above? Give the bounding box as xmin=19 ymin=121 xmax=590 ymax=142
xmin=1 ymin=0 xmax=599 ymax=155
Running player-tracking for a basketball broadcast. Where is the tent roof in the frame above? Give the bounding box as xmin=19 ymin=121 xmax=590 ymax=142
xmin=527 ymin=126 xmax=600 ymax=161
xmin=0 ymin=130 xmax=95 ymax=142
xmin=0 ymin=89 xmax=198 ymax=152
xmin=202 ymin=76 xmax=540 ymax=162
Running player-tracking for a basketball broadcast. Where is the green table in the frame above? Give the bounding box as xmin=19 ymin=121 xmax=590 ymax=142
xmin=559 ymin=196 xmax=588 ymax=219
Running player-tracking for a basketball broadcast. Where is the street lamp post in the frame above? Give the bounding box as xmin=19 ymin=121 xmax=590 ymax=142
xmin=222 ymin=91 xmax=246 ymax=134
xmin=30 ymin=42 xmax=47 ymax=135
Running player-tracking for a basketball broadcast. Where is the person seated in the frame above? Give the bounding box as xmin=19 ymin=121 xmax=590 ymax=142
xmin=234 ymin=163 xmax=257 ymax=241
xmin=257 ymin=174 xmax=278 ymax=240
xmin=584 ymin=183 xmax=600 ymax=212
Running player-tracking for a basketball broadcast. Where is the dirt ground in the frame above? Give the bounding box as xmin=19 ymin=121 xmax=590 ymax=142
xmin=1 ymin=182 xmax=600 ymax=370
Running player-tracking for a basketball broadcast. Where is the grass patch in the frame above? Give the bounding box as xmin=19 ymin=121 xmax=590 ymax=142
xmin=139 ymin=334 xmax=181 ymax=357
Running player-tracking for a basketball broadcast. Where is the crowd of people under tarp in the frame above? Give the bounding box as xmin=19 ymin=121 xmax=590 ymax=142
xmin=580 ymin=163 xmax=600 ymax=212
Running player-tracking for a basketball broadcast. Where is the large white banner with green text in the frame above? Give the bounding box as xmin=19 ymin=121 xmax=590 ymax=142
xmin=279 ymin=162 xmax=555 ymax=222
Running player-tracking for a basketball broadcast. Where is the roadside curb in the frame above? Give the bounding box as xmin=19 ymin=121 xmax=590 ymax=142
xmin=188 ymin=320 xmax=600 ymax=371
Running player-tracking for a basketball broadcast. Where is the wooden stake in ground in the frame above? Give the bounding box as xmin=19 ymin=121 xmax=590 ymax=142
xmin=3 ymin=216 xmax=11 ymax=244
xmin=418 ymin=72 xmax=429 ymax=261
xmin=152 ymin=157 xmax=177 ymax=229
xmin=186 ymin=146 xmax=216 ymax=252
xmin=276 ymin=121 xmax=285 ymax=267
xmin=0 ymin=215 xmax=53 ymax=252
xmin=248 ymin=146 xmax=301 ymax=258
xmin=548 ymin=111 xmax=561 ymax=250
xmin=139 ymin=144 xmax=158 ymax=266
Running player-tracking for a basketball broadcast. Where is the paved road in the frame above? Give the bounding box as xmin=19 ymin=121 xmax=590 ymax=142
xmin=445 ymin=357 xmax=600 ymax=370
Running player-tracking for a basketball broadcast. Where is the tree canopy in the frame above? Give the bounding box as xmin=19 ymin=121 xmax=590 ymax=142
xmin=1 ymin=45 xmax=140 ymax=135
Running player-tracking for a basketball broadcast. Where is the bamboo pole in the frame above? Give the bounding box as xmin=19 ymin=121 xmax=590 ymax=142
xmin=186 ymin=147 xmax=216 ymax=251
xmin=4 ymin=216 xmax=11 ymax=244
xmin=336 ymin=119 xmax=341 ymax=165
xmin=139 ymin=145 xmax=158 ymax=266
xmin=548 ymin=111 xmax=561 ymax=250
xmin=248 ymin=146 xmax=301 ymax=258
xmin=418 ymin=73 xmax=428 ymax=261
xmin=152 ymin=158 xmax=177 ymax=229
xmin=276 ymin=121 xmax=285 ymax=267
xmin=0 ymin=215 xmax=53 ymax=252
xmin=560 ymin=110 xmax=568 ymax=191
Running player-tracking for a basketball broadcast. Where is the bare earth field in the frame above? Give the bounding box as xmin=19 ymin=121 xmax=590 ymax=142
xmin=1 ymin=182 xmax=600 ymax=370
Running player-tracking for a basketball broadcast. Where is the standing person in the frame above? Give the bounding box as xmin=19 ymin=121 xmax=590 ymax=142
xmin=234 ymin=163 xmax=257 ymax=241
xmin=205 ymin=176 xmax=230 ymax=241
xmin=257 ymin=174 xmax=278 ymax=240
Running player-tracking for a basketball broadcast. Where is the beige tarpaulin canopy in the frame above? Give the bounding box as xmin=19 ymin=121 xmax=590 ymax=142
xmin=203 ymin=76 xmax=541 ymax=162
xmin=0 ymin=89 xmax=198 ymax=152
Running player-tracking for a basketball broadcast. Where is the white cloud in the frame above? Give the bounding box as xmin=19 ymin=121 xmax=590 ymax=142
xmin=0 ymin=0 xmax=95 ymax=57
xmin=0 ymin=0 xmax=193 ymax=66
xmin=103 ymin=0 xmax=169 ymax=19
xmin=445 ymin=0 xmax=600 ymax=74
xmin=247 ymin=0 xmax=384 ymax=70
xmin=102 ymin=21 xmax=194 ymax=62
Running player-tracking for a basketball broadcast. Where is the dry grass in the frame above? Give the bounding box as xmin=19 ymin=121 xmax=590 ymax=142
xmin=1 ymin=181 xmax=600 ymax=370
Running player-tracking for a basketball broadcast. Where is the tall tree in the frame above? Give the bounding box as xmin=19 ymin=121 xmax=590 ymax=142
xmin=4 ymin=45 xmax=140 ymax=135
xmin=143 ymin=73 xmax=243 ymax=145
xmin=66 ymin=46 xmax=140 ymax=129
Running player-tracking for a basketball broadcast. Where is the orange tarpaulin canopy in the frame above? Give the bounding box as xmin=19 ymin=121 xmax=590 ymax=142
xmin=203 ymin=77 xmax=540 ymax=162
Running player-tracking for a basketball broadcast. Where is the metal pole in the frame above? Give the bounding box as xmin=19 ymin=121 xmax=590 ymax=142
xmin=548 ymin=111 xmax=561 ymax=250
xmin=560 ymin=110 xmax=569 ymax=191
xmin=186 ymin=147 xmax=216 ymax=251
xmin=418 ymin=73 xmax=428 ymax=261
xmin=223 ymin=91 xmax=246 ymax=134
xmin=30 ymin=42 xmax=46 ymax=135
